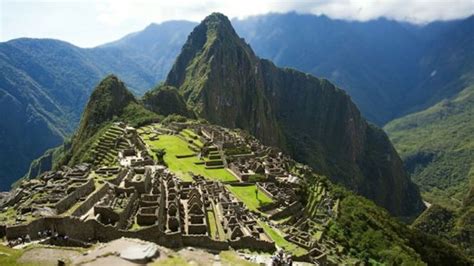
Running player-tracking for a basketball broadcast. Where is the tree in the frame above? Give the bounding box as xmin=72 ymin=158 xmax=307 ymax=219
xmin=155 ymin=148 xmax=166 ymax=165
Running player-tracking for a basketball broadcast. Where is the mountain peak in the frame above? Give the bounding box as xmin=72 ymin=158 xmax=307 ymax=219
xmin=202 ymin=12 xmax=233 ymax=29
xmin=75 ymin=74 xmax=136 ymax=142
xmin=165 ymin=12 xmax=254 ymax=91
xmin=164 ymin=13 xmax=425 ymax=217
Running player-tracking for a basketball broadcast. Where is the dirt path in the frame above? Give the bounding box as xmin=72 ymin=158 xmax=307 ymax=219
xmin=18 ymin=247 xmax=81 ymax=265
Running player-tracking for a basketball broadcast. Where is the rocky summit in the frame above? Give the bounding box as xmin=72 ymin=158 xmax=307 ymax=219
xmin=165 ymin=13 xmax=424 ymax=218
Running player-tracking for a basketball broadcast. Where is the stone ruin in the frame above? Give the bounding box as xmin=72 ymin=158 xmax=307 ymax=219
xmin=0 ymin=122 xmax=346 ymax=264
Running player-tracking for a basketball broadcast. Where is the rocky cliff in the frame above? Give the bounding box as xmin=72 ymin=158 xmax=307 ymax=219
xmin=165 ymin=13 xmax=424 ymax=217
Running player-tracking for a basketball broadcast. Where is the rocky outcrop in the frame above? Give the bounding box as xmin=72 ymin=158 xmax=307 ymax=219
xmin=166 ymin=13 xmax=425 ymax=217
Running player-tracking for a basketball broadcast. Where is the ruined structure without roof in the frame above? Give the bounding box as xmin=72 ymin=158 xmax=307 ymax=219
xmin=0 ymin=121 xmax=348 ymax=264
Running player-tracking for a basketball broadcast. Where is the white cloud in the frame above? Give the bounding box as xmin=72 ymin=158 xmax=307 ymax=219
xmin=1 ymin=0 xmax=473 ymax=47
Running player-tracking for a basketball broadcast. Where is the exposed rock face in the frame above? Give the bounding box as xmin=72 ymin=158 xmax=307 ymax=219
xmin=142 ymin=85 xmax=192 ymax=117
xmin=166 ymin=13 xmax=424 ymax=217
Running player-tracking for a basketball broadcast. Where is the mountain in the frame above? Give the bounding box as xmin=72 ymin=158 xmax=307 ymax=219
xmin=411 ymin=185 xmax=474 ymax=256
xmin=385 ymin=84 xmax=474 ymax=209
xmin=385 ymin=83 xmax=474 ymax=255
xmin=100 ymin=21 xmax=197 ymax=81
xmin=232 ymin=13 xmax=474 ymax=125
xmin=142 ymin=85 xmax=193 ymax=118
xmin=406 ymin=16 xmax=474 ymax=113
xmin=232 ymin=13 xmax=422 ymax=124
xmin=164 ymin=13 xmax=424 ymax=218
xmin=0 ymin=21 xmax=193 ymax=190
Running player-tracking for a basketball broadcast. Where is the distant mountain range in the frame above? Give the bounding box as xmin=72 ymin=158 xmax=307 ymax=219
xmin=0 ymin=12 xmax=472 ymax=197
xmin=0 ymin=22 xmax=194 ymax=188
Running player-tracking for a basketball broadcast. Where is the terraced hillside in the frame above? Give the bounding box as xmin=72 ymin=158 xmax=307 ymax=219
xmin=91 ymin=125 xmax=131 ymax=166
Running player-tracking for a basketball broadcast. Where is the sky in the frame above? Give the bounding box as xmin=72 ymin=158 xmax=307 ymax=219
xmin=1 ymin=0 xmax=473 ymax=48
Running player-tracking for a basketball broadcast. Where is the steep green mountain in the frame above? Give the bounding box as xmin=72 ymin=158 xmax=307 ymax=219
xmin=23 ymin=75 xmax=162 ymax=178
xmin=233 ymin=13 xmax=422 ymax=124
xmin=164 ymin=13 xmax=424 ymax=217
xmin=411 ymin=185 xmax=474 ymax=256
xmin=385 ymin=85 xmax=474 ymax=208
xmin=142 ymin=85 xmax=193 ymax=117
xmin=385 ymin=84 xmax=474 ymax=255
xmin=64 ymin=75 xmax=160 ymax=166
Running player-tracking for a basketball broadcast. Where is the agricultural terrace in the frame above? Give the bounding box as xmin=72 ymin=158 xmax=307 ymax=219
xmin=226 ymin=184 xmax=273 ymax=211
xmin=142 ymin=133 xmax=237 ymax=182
xmin=257 ymin=221 xmax=308 ymax=256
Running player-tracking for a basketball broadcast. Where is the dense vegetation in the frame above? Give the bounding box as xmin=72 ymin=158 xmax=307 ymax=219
xmin=385 ymin=84 xmax=474 ymax=257
xmin=303 ymin=175 xmax=472 ymax=265
xmin=385 ymin=85 xmax=474 ymax=208
xmin=142 ymin=85 xmax=193 ymax=117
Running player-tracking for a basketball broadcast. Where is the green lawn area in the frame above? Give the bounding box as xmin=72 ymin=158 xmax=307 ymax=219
xmin=257 ymin=221 xmax=308 ymax=256
xmin=219 ymin=251 xmax=259 ymax=265
xmin=181 ymin=129 xmax=203 ymax=147
xmin=226 ymin=185 xmax=272 ymax=211
xmin=146 ymin=135 xmax=237 ymax=182
xmin=0 ymin=245 xmax=25 ymax=266
xmin=207 ymin=211 xmax=218 ymax=239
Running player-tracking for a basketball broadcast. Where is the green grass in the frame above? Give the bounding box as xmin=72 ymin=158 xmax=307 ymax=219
xmin=226 ymin=185 xmax=272 ymax=211
xmin=257 ymin=221 xmax=307 ymax=256
xmin=145 ymin=135 xmax=237 ymax=182
xmin=0 ymin=245 xmax=26 ymax=266
xmin=0 ymin=207 xmax=18 ymax=225
xmin=219 ymin=251 xmax=259 ymax=265
xmin=181 ymin=129 xmax=203 ymax=147
xmin=150 ymin=255 xmax=189 ymax=266
xmin=0 ymin=244 xmax=85 ymax=266
xmin=207 ymin=211 xmax=218 ymax=239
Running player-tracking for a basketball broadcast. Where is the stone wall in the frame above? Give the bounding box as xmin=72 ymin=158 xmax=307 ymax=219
xmin=117 ymin=192 xmax=138 ymax=229
xmin=5 ymin=216 xmax=278 ymax=253
xmin=182 ymin=235 xmax=228 ymax=250
xmin=109 ymin=169 xmax=128 ymax=186
xmin=55 ymin=179 xmax=95 ymax=214
xmin=72 ymin=183 xmax=110 ymax=217
xmin=229 ymin=236 xmax=275 ymax=253
xmin=256 ymin=182 xmax=274 ymax=199
xmin=269 ymin=201 xmax=303 ymax=220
